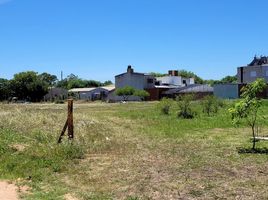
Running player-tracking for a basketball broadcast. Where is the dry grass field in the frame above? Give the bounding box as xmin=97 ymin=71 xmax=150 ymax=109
xmin=0 ymin=101 xmax=267 ymax=199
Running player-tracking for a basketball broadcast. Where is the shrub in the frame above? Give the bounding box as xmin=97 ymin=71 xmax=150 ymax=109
xmin=158 ymin=97 xmax=173 ymax=115
xmin=55 ymin=99 xmax=65 ymax=104
xmin=133 ymin=89 xmax=149 ymax=101
xmin=176 ymin=94 xmax=195 ymax=119
xmin=115 ymin=86 xmax=135 ymax=101
xmin=202 ymin=95 xmax=221 ymax=116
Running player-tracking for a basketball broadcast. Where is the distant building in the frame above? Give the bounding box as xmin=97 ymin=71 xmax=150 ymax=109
xmin=214 ymin=56 xmax=268 ymax=99
xmin=214 ymin=84 xmax=240 ymax=99
xmin=164 ymin=84 xmax=213 ymax=99
xmin=112 ymin=66 xmax=196 ymax=101
xmin=156 ymin=70 xmax=195 ymax=87
xmin=115 ymin=65 xmax=155 ymax=90
xmin=44 ymin=87 xmax=68 ymax=101
xmin=237 ymin=56 xmax=268 ymax=84
xmin=69 ymin=85 xmax=115 ymax=101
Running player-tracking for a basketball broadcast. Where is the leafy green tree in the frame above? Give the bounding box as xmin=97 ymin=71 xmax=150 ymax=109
xmin=9 ymin=71 xmax=48 ymax=102
xmin=56 ymin=74 xmax=105 ymax=89
xmin=229 ymin=78 xmax=266 ymax=150
xmin=67 ymin=73 xmax=79 ymax=80
xmin=221 ymin=75 xmax=237 ymax=84
xmin=205 ymin=75 xmax=237 ymax=85
xmin=0 ymin=78 xmax=10 ymax=101
xmin=149 ymin=72 xmax=167 ymax=77
xmin=67 ymin=78 xmax=86 ymax=89
xmin=38 ymin=72 xmax=58 ymax=86
xmin=103 ymin=80 xmax=113 ymax=86
xmin=115 ymin=86 xmax=135 ymax=101
xmin=56 ymin=79 xmax=69 ymax=89
xmin=84 ymin=80 xmax=102 ymax=88
xmin=133 ymin=89 xmax=149 ymax=101
xmin=204 ymin=79 xmax=221 ymax=85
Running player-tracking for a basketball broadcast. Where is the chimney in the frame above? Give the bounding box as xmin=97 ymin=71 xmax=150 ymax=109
xmin=168 ymin=70 xmax=178 ymax=76
xmin=127 ymin=65 xmax=134 ymax=73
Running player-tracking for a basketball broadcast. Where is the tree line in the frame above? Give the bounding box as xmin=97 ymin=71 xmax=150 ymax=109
xmin=0 ymin=71 xmax=112 ymax=102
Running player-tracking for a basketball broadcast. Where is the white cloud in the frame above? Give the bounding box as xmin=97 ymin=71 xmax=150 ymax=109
xmin=0 ymin=0 xmax=12 ymax=5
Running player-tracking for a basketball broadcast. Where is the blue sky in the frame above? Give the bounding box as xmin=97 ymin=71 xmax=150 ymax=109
xmin=1 ymin=0 xmax=268 ymax=82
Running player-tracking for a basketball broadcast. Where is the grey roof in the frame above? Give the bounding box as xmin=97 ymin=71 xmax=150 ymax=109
xmin=164 ymin=84 xmax=213 ymax=95
xmin=100 ymin=85 xmax=115 ymax=91
xmin=248 ymin=56 xmax=268 ymax=66
xmin=68 ymin=87 xmax=96 ymax=92
xmin=115 ymin=72 xmax=145 ymax=77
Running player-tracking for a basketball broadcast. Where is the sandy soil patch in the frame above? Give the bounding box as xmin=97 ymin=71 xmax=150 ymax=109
xmin=64 ymin=193 xmax=79 ymax=200
xmin=0 ymin=181 xmax=19 ymax=200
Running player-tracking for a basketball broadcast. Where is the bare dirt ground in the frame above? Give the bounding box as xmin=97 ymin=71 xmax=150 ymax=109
xmin=0 ymin=181 xmax=19 ymax=200
xmin=0 ymin=181 xmax=29 ymax=200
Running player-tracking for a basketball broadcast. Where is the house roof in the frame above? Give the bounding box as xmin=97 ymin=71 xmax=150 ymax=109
xmin=68 ymin=85 xmax=115 ymax=93
xmin=164 ymin=84 xmax=213 ymax=95
xmin=68 ymin=87 xmax=96 ymax=92
xmin=100 ymin=85 xmax=115 ymax=91
xmin=248 ymin=56 xmax=268 ymax=66
xmin=115 ymin=72 xmax=145 ymax=77
xmin=154 ymin=85 xmax=179 ymax=89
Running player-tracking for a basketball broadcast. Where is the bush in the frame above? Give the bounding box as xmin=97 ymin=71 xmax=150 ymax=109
xmin=115 ymin=86 xmax=136 ymax=101
xmin=158 ymin=97 xmax=173 ymax=115
xmin=201 ymin=95 xmax=221 ymax=116
xmin=55 ymin=99 xmax=65 ymax=104
xmin=176 ymin=94 xmax=195 ymax=119
xmin=133 ymin=89 xmax=149 ymax=101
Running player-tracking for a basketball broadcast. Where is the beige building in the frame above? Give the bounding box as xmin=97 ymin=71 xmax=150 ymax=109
xmin=237 ymin=56 xmax=268 ymax=84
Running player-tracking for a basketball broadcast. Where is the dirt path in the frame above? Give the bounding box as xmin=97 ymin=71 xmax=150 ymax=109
xmin=0 ymin=181 xmax=19 ymax=200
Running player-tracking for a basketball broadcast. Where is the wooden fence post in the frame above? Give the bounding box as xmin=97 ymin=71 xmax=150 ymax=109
xmin=58 ymin=99 xmax=74 ymax=143
xmin=67 ymin=99 xmax=74 ymax=140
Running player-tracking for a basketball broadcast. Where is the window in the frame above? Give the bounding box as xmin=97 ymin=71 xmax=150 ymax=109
xmin=182 ymin=80 xmax=187 ymax=84
xmin=147 ymin=78 xmax=154 ymax=84
xmin=250 ymin=71 xmax=256 ymax=77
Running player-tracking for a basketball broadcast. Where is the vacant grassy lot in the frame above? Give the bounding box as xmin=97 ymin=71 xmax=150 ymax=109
xmin=0 ymin=101 xmax=267 ymax=199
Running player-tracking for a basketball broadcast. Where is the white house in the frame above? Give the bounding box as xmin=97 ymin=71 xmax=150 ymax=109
xmin=156 ymin=70 xmax=195 ymax=87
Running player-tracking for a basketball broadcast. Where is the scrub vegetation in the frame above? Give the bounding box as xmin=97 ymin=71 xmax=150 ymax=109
xmin=0 ymin=100 xmax=267 ymax=199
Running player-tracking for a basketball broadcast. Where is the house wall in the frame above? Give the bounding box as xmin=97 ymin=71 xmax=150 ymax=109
xmin=238 ymin=65 xmax=268 ymax=83
xmin=115 ymin=73 xmax=155 ymax=90
xmin=79 ymin=91 xmax=93 ymax=100
xmin=157 ymin=76 xmax=194 ymax=86
xmin=116 ymin=73 xmax=145 ymax=89
xmin=73 ymin=88 xmax=110 ymax=100
xmin=144 ymin=76 xmax=155 ymax=89
xmin=145 ymin=88 xmax=170 ymax=100
xmin=214 ymin=84 xmax=239 ymax=99
xmin=182 ymin=77 xmax=195 ymax=86
xmin=189 ymin=78 xmax=195 ymax=85
xmin=157 ymin=76 xmax=182 ymax=86
xmin=44 ymin=88 xmax=68 ymax=101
